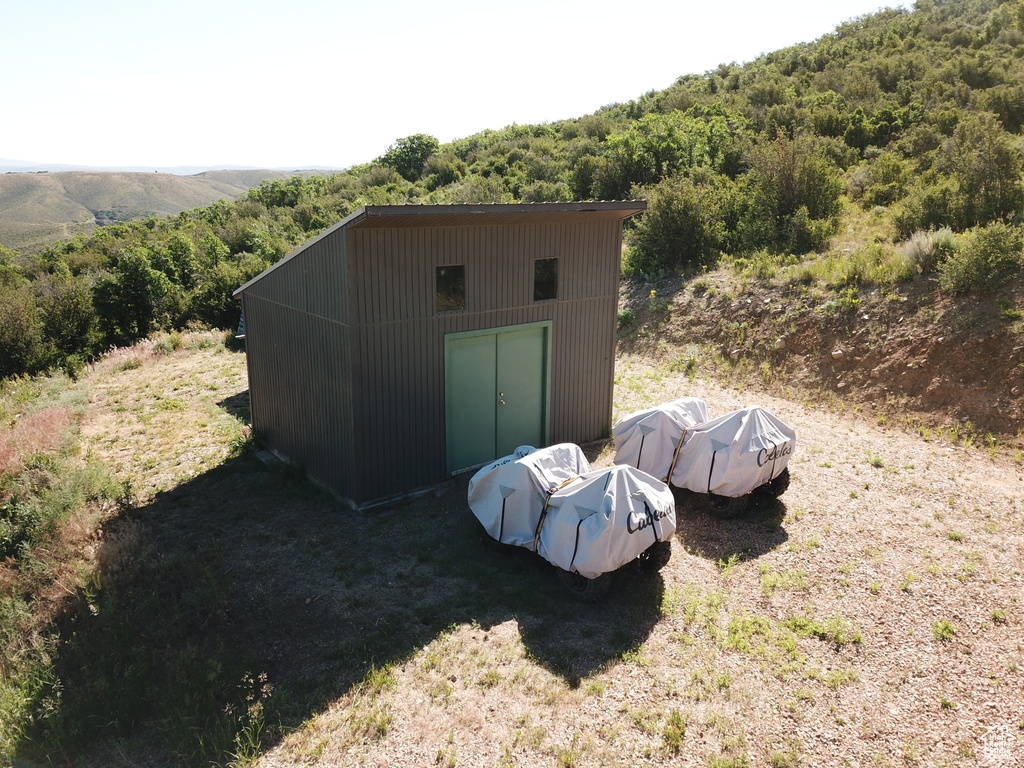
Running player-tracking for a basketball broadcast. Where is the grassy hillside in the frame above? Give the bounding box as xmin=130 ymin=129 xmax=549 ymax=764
xmin=0 ymin=169 xmax=331 ymax=253
xmin=618 ymin=204 xmax=1024 ymax=440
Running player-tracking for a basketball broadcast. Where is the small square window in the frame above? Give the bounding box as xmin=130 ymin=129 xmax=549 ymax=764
xmin=436 ymin=265 xmax=465 ymax=312
xmin=533 ymin=258 xmax=558 ymax=302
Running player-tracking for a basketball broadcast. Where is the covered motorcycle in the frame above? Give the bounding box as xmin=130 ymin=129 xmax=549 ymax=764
xmin=468 ymin=443 xmax=591 ymax=548
xmin=614 ymin=403 xmax=796 ymax=516
xmin=468 ymin=444 xmax=675 ymax=598
xmin=668 ymin=406 xmax=795 ymax=498
xmin=537 ymin=464 xmax=676 ymax=580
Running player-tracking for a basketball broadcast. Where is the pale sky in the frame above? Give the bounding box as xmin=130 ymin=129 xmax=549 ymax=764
xmin=2 ymin=0 xmax=907 ymax=171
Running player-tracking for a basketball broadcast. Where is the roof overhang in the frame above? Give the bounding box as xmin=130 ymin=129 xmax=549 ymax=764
xmin=343 ymin=201 xmax=647 ymax=229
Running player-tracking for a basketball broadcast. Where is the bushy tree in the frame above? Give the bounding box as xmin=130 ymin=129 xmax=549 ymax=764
xmin=165 ymin=233 xmax=200 ymax=289
xmin=93 ymin=248 xmax=171 ymax=345
xmin=626 ymin=169 xmax=741 ymax=275
xmin=0 ymin=245 xmax=22 ymax=288
xmin=853 ymin=152 xmax=911 ymax=207
xmin=603 ymin=111 xmax=741 ymax=197
xmin=938 ymin=111 xmax=1023 ymax=227
xmin=379 ymin=134 xmax=440 ymax=182
xmin=430 ymin=175 xmax=512 ymax=204
xmin=194 ymin=254 xmax=269 ymax=330
xmin=0 ymin=285 xmax=43 ymax=378
xmin=937 ymin=221 xmax=1023 ymax=294
xmin=422 ymin=153 xmax=466 ymax=191
xmin=38 ymin=265 xmax=97 ymax=356
xmin=199 ymin=233 xmax=230 ymax=268
xmin=744 ymin=133 xmax=843 ymax=253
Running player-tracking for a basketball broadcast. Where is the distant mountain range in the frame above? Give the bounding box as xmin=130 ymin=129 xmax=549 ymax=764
xmin=0 ymin=167 xmax=337 ymax=253
xmin=0 ymin=158 xmax=342 ymax=175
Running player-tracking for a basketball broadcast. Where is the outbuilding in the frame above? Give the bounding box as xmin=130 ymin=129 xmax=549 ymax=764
xmin=233 ymin=201 xmax=646 ymax=504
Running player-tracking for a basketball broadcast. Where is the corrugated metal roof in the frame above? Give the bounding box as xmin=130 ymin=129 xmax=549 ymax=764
xmin=234 ymin=201 xmax=646 ymax=297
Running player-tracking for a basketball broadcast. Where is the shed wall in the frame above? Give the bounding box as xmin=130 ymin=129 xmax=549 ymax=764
xmin=243 ymin=293 xmax=356 ymax=489
xmin=242 ymin=227 xmax=350 ymax=324
xmin=241 ymin=231 xmax=357 ymax=492
xmin=346 ymin=220 xmax=621 ymax=500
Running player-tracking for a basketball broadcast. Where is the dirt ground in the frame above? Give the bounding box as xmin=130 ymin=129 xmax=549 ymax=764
xmin=261 ymin=365 xmax=1022 ymax=768
xmin=73 ymin=328 xmax=1024 ymax=768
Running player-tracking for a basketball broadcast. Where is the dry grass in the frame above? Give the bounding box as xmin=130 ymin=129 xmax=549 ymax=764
xmin=14 ymin=331 xmax=1024 ymax=767
xmin=254 ymin=354 xmax=1023 ymax=768
xmin=80 ymin=330 xmax=249 ymax=501
xmin=0 ymin=405 xmax=77 ymax=477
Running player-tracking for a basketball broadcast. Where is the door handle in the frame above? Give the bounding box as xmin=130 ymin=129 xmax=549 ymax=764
xmin=499 ymin=400 xmax=506 ymax=406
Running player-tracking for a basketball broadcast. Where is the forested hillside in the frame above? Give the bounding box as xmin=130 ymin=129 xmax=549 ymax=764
xmin=2 ymin=0 xmax=1023 ymax=382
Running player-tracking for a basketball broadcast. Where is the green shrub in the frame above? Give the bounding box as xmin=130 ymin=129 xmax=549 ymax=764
xmin=662 ymin=709 xmax=688 ymax=752
xmin=745 ymin=133 xmax=844 ymax=254
xmin=890 ymin=178 xmax=959 ymax=240
xmin=625 ymin=171 xmax=737 ymax=276
xmin=378 ymin=134 xmax=440 ymax=182
xmin=422 ymin=153 xmax=466 ymax=191
xmin=520 ymin=180 xmax=572 ymax=203
xmin=998 ymin=300 xmax=1022 ymax=322
xmin=930 ymin=228 xmax=958 ymax=257
xmin=153 ymin=332 xmax=181 ymax=356
xmin=862 ymin=152 xmax=910 ymax=207
xmin=0 ymin=287 xmax=44 ymax=379
xmin=936 ymin=222 xmax=1023 ymax=294
xmin=38 ymin=271 xmax=98 ymax=358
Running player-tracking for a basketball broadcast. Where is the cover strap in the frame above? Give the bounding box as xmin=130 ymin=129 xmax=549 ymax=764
xmin=666 ymin=428 xmax=689 ymax=484
xmin=533 ymin=477 xmax=579 ymax=553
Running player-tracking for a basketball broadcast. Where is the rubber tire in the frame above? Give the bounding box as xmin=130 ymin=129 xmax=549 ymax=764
xmin=703 ymin=492 xmax=749 ymax=518
xmin=557 ymin=569 xmax=612 ymax=602
xmin=764 ymin=467 xmax=791 ymax=498
xmin=636 ymin=540 xmax=672 ymax=572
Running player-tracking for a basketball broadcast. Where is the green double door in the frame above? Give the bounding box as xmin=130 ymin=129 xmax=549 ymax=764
xmin=445 ymin=323 xmax=551 ymax=473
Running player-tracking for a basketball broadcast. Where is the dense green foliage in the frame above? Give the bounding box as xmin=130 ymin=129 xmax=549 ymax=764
xmin=2 ymin=0 xmax=1023 ymax=381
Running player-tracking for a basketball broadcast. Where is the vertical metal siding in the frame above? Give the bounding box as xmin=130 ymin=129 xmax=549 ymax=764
xmin=245 ymin=225 xmax=349 ymax=325
xmin=241 ymin=228 xmax=357 ymax=496
xmin=342 ymin=221 xmax=620 ymax=500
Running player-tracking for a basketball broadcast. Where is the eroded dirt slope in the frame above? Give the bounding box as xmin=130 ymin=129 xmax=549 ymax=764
xmin=620 ymin=274 xmax=1024 ymax=443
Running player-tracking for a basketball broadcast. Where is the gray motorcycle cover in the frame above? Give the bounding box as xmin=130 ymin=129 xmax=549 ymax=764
xmin=467 ymin=444 xmax=591 ymax=548
xmin=612 ymin=397 xmax=710 ymax=482
xmin=538 ymin=465 xmax=676 ymax=579
xmin=468 ymin=446 xmax=676 ymax=578
xmin=668 ymin=406 xmax=796 ymax=497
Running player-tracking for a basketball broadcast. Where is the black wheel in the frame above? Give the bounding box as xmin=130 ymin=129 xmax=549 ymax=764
xmin=557 ymin=569 xmax=612 ymax=602
xmin=703 ymin=492 xmax=748 ymax=518
xmin=635 ymin=540 xmax=672 ymax=572
xmin=764 ymin=467 xmax=791 ymax=498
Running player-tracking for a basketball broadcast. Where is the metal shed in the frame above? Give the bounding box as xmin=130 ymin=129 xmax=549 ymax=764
xmin=233 ymin=201 xmax=646 ymax=503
